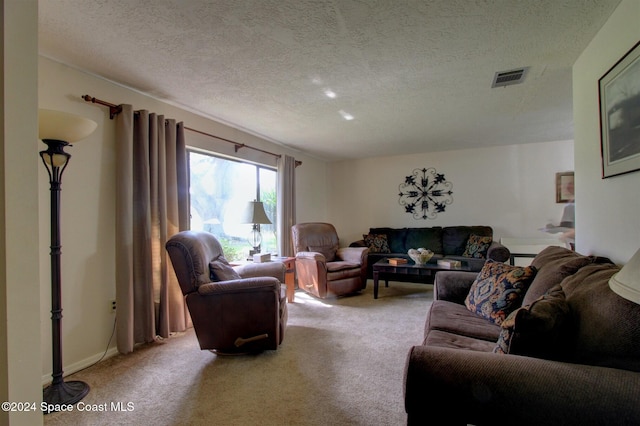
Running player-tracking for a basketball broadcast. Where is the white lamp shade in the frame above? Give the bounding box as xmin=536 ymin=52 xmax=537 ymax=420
xmin=39 ymin=109 xmax=97 ymax=143
xmin=240 ymin=201 xmax=272 ymax=224
xmin=609 ymin=248 xmax=640 ymax=304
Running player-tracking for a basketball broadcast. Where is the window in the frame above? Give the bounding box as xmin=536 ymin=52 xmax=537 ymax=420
xmin=188 ymin=150 xmax=277 ymax=261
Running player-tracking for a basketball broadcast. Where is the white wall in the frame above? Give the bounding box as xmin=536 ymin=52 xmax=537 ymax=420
xmin=31 ymin=0 xmax=639 ymax=394
xmin=573 ymin=0 xmax=640 ymax=263
xmin=1 ymin=1 xmax=43 ymax=425
xmin=38 ymin=57 xmax=329 ymax=378
xmin=327 ymin=141 xmax=574 ymax=247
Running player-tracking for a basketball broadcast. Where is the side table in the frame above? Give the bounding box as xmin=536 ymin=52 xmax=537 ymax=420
xmin=231 ymin=256 xmax=297 ymax=303
xmin=272 ymin=256 xmax=296 ymax=303
xmin=500 ymin=237 xmax=565 ymax=266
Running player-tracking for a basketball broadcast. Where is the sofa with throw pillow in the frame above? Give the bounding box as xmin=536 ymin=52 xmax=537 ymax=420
xmin=350 ymin=226 xmax=510 ymax=279
xmin=403 ymin=245 xmax=640 ymax=425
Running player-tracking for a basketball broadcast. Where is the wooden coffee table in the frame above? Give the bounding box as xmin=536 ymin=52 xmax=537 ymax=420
xmin=372 ymin=258 xmax=472 ymax=299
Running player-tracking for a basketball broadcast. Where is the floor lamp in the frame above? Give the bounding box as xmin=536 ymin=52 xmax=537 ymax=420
xmin=39 ymin=109 xmax=97 ymax=412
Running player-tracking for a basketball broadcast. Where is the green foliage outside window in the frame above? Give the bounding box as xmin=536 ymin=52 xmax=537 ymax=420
xmin=188 ymin=150 xmax=277 ymax=261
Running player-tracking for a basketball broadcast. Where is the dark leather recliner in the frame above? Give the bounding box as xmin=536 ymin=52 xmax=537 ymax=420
xmin=291 ymin=222 xmax=368 ymax=299
xmin=166 ymin=230 xmax=287 ymax=353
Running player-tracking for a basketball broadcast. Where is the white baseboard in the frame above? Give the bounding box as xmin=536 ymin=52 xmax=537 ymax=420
xmin=41 ymin=346 xmax=119 ymax=386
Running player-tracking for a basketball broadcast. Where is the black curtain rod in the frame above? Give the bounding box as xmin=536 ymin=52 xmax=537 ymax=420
xmin=81 ymin=94 xmax=301 ymax=166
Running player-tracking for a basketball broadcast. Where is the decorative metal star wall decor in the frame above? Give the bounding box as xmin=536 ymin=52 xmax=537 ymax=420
xmin=398 ymin=167 xmax=453 ymax=219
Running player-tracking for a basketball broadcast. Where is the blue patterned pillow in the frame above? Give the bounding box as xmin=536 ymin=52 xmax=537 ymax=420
xmin=462 ymin=234 xmax=493 ymax=258
xmin=363 ymin=233 xmax=391 ymax=254
xmin=465 ymin=260 xmax=537 ymax=326
xmin=494 ymin=326 xmax=514 ymax=354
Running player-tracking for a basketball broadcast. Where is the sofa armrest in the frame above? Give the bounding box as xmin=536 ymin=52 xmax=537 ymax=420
xmin=296 ymin=251 xmax=325 ymax=262
xmin=197 ymin=277 xmax=281 ymax=296
xmin=486 ymin=240 xmax=510 ymax=263
xmin=234 ymin=261 xmax=285 ymax=282
xmin=404 ymin=345 xmax=640 ymax=426
xmin=433 ymin=270 xmax=478 ymax=303
xmin=295 ymin=252 xmax=327 ymax=280
xmin=337 ymin=246 xmax=368 ymax=264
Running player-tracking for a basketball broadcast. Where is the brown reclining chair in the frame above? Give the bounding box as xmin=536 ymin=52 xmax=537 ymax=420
xmin=166 ymin=230 xmax=287 ymax=353
xmin=291 ymin=222 xmax=369 ymax=299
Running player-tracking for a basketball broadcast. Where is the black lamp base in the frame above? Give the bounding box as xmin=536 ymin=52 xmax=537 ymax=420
xmin=42 ymin=380 xmax=90 ymax=414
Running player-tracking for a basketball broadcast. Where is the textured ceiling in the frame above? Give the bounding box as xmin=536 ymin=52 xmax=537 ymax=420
xmin=38 ymin=0 xmax=621 ymax=161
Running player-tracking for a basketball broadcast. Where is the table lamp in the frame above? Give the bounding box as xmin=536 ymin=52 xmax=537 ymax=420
xmin=241 ymin=200 xmax=271 ymax=256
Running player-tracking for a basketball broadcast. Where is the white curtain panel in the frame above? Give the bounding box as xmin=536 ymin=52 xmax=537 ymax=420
xmin=277 ymin=155 xmax=296 ymax=257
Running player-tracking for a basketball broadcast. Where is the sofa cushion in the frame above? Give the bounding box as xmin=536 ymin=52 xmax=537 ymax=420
xmin=369 ymin=227 xmax=408 ymax=253
xmin=442 ymin=226 xmax=493 ymax=256
xmin=424 ymin=329 xmax=497 ymax=352
xmin=209 ymin=258 xmax=241 ymax=281
xmin=560 ymin=263 xmax=640 ymax=372
xmin=426 ymin=300 xmax=502 ymax=342
xmin=363 ymin=233 xmax=391 ymax=254
xmin=524 ymin=245 xmax=596 ymax=306
xmin=462 ymin=234 xmax=493 ymax=259
xmin=465 ymin=260 xmax=537 ymax=326
xmin=326 ymin=261 xmax=359 ymax=272
xmin=309 ymin=244 xmax=339 ymax=261
xmin=405 ymin=227 xmax=443 ymax=254
xmin=493 ymin=285 xmax=572 ymax=360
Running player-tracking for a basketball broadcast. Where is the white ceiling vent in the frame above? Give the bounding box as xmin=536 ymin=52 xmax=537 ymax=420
xmin=491 ymin=67 xmax=530 ymax=88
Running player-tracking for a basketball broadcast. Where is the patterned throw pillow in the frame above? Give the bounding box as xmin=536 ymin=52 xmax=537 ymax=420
xmin=493 ymin=286 xmax=572 ymax=359
xmin=494 ymin=326 xmax=514 ymax=354
xmin=363 ymin=233 xmax=391 ymax=254
xmin=462 ymin=234 xmax=493 ymax=258
xmin=464 ymin=260 xmax=537 ymax=326
xmin=209 ymin=257 xmax=241 ymax=281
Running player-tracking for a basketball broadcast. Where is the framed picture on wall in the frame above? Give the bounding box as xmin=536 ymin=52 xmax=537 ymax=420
xmin=556 ymin=172 xmax=574 ymax=203
xmin=598 ymin=39 xmax=640 ymax=178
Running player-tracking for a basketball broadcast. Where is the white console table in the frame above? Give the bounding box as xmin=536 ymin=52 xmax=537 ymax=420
xmin=500 ymin=237 xmax=565 ymax=266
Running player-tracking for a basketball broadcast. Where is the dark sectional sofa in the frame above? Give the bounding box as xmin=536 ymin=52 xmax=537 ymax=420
xmin=404 ymin=245 xmax=640 ymax=425
xmin=350 ymin=225 xmax=511 ymax=278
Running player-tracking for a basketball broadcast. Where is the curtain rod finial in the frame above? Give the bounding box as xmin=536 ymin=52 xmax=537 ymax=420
xmin=81 ymin=94 xmax=121 ymax=119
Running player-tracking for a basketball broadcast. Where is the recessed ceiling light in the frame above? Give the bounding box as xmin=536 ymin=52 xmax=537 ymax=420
xmin=324 ymin=89 xmax=337 ymax=99
xmin=339 ymin=110 xmax=354 ymax=120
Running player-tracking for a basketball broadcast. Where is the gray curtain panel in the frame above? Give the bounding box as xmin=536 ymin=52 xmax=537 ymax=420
xmin=277 ymin=155 xmax=296 ymax=257
xmin=115 ymin=105 xmax=190 ymax=354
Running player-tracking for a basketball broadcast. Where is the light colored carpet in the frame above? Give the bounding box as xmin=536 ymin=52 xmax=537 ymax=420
xmin=44 ymin=282 xmax=432 ymax=426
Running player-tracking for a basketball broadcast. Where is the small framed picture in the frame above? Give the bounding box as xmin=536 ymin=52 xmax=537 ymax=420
xmin=556 ymin=172 xmax=574 ymax=203
xmin=598 ymin=40 xmax=640 ymax=178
